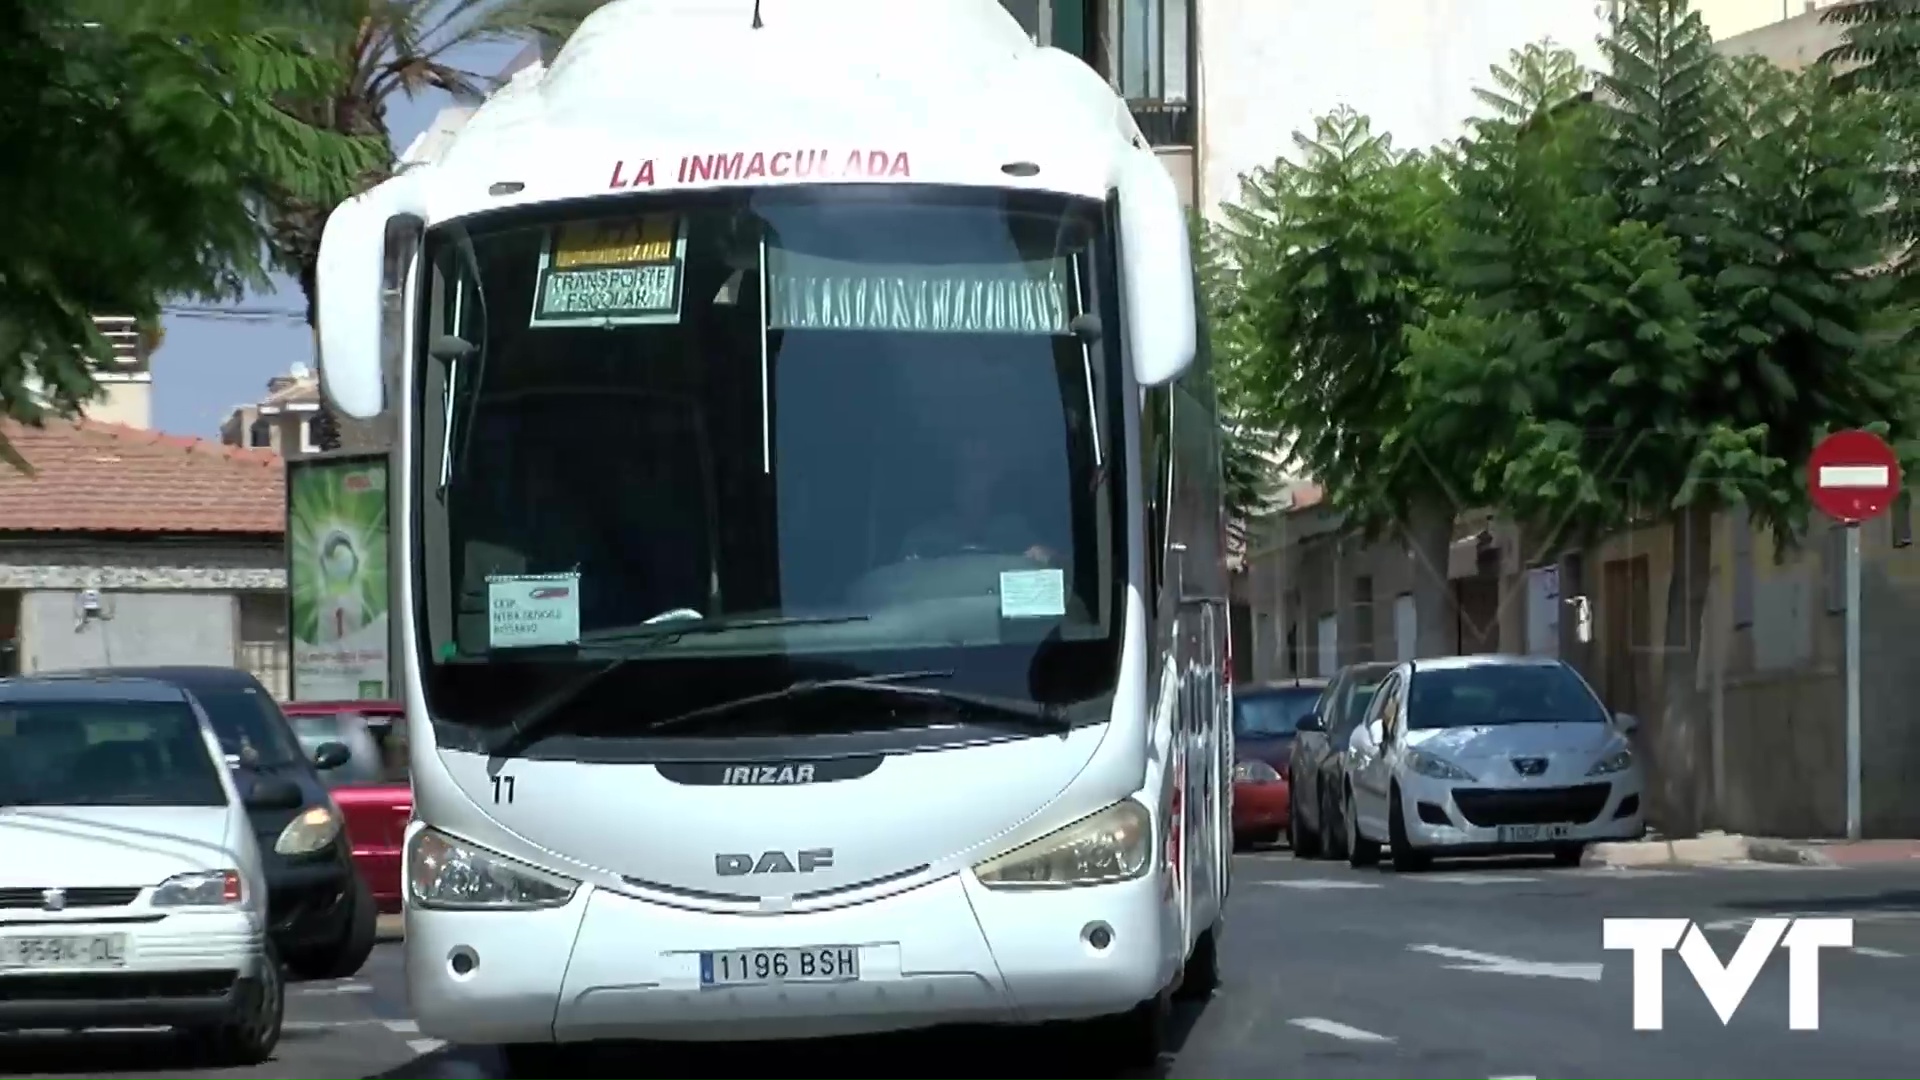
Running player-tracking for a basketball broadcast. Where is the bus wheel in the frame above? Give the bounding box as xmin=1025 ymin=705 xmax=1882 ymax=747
xmin=1174 ymin=924 xmax=1222 ymax=1001
xmin=1074 ymin=991 xmax=1169 ymax=1070
xmin=500 ymin=1042 xmax=580 ymax=1077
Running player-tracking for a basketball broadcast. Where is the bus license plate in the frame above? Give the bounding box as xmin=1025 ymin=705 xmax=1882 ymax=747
xmin=700 ymin=946 xmax=859 ymax=988
xmin=1497 ymin=824 xmax=1573 ymax=843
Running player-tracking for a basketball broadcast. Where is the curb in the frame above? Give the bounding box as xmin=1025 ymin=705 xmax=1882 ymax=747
xmin=1745 ymin=838 xmax=1833 ymax=867
xmin=1582 ymin=833 xmax=1752 ymax=869
xmin=376 ymin=913 xmax=405 ymax=942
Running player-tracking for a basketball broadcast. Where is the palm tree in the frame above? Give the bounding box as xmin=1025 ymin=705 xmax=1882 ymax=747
xmin=270 ymin=0 xmax=607 ymax=448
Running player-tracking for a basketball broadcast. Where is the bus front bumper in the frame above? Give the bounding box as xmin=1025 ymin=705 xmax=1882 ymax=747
xmin=406 ymin=869 xmax=1172 ymax=1045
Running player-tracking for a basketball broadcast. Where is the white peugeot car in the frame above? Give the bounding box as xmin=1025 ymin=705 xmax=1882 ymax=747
xmin=1341 ymin=655 xmax=1644 ymax=871
xmin=0 ymin=675 xmax=282 ymax=1064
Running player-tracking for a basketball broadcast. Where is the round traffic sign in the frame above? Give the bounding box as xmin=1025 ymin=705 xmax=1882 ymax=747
xmin=1808 ymin=429 xmax=1902 ymax=523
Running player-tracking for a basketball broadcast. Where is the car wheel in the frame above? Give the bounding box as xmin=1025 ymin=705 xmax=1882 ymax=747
xmin=185 ymin=941 xmax=284 ymax=1066
xmin=286 ymin=874 xmax=377 ymax=981
xmin=1345 ymin=787 xmax=1380 ymax=868
xmin=1175 ymin=923 xmax=1223 ymax=1001
xmin=1553 ymin=842 xmax=1586 ymax=868
xmin=1321 ymin=784 xmax=1348 ymax=861
xmin=1289 ymin=777 xmax=1322 ymax=859
xmin=1388 ymin=788 xmax=1431 ymax=872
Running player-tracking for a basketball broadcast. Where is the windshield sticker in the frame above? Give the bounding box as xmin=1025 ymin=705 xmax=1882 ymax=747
xmin=999 ymin=569 xmax=1067 ymax=619
xmin=488 ymin=573 xmax=581 ymax=648
xmin=529 ymin=214 xmax=687 ymax=329
xmin=608 ymin=150 xmax=911 ymax=190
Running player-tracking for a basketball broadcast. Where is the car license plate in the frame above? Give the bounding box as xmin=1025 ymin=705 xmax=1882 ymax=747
xmin=700 ymin=946 xmax=859 ymax=988
xmin=1497 ymin=824 xmax=1573 ymax=843
xmin=0 ymin=934 xmax=129 ymax=970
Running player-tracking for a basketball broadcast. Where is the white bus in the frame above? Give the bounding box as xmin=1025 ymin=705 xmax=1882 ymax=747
xmin=314 ymin=0 xmax=1231 ymax=1071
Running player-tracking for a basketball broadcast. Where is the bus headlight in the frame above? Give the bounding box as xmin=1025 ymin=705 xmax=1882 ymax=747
xmin=407 ymin=827 xmax=577 ymax=910
xmin=275 ymin=805 xmax=343 ymax=856
xmin=972 ymin=799 xmax=1152 ymax=889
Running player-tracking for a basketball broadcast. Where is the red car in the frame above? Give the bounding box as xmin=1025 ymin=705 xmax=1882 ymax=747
xmin=1231 ymin=679 xmax=1327 ymax=848
xmin=283 ymin=700 xmax=411 ymax=914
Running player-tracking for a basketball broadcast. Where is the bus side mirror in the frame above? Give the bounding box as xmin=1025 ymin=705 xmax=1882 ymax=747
xmin=317 ymin=175 xmax=427 ymax=420
xmin=1116 ymin=152 xmax=1195 ymax=389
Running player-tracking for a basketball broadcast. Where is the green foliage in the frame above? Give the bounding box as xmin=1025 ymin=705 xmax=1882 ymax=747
xmin=1192 ymin=214 xmax=1277 ymax=529
xmin=1403 ymin=1 xmax=1920 ymax=551
xmin=1823 ymin=0 xmax=1920 ymax=93
xmin=1213 ymin=107 xmax=1460 ymax=536
xmin=0 ymin=0 xmax=381 ymax=467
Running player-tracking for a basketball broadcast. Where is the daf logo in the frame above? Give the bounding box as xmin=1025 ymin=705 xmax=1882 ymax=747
xmin=715 ymin=849 xmax=834 ymax=876
xmin=41 ymin=888 xmax=66 ymax=913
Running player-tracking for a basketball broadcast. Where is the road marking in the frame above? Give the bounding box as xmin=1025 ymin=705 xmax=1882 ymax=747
xmin=1256 ymin=878 xmax=1384 ymax=890
xmin=295 ymin=980 xmax=374 ymax=995
xmin=1855 ymin=946 xmax=1904 ymax=958
xmin=1410 ymin=943 xmax=1603 ymax=981
xmin=1288 ymin=1017 xmax=1395 ymax=1043
xmin=384 ymin=1020 xmax=421 ymax=1034
xmin=1700 ymin=910 xmax=1920 ymax=932
xmin=1416 ymin=874 xmax=1541 ymax=885
xmin=1490 ymin=1074 xmax=1537 ymax=1079
xmin=1574 ymin=867 xmax=1682 ymax=878
xmin=409 ymin=1038 xmax=449 ymax=1054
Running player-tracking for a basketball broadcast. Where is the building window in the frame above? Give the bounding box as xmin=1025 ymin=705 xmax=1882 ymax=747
xmin=1000 ymin=0 xmax=1091 ymax=57
xmin=0 ymin=590 xmax=18 ymax=677
xmin=1110 ymin=0 xmax=1193 ymax=146
xmin=248 ymin=417 xmax=273 ymax=448
xmin=299 ymin=417 xmax=322 ymax=454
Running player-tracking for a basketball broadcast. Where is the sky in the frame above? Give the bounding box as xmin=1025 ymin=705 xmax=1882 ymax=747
xmin=154 ymin=38 xmax=527 ymax=439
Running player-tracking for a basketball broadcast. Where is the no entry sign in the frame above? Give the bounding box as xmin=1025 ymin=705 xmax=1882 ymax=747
xmin=1808 ymin=429 xmax=1902 ymax=524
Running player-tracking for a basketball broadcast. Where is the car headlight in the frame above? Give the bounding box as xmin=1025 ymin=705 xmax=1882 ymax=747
xmin=1233 ymin=759 xmax=1282 ymax=783
xmin=152 ymin=869 xmax=243 ymax=907
xmin=407 ymin=827 xmax=578 ymax=910
xmin=275 ymin=804 xmax=343 ymax=856
xmin=1405 ymin=749 xmax=1475 ymax=781
xmin=973 ymin=799 xmax=1153 ymax=889
xmin=1588 ymin=748 xmax=1634 ymax=776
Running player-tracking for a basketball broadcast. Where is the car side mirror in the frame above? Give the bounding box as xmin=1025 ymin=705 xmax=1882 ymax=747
xmin=1614 ymin=712 xmax=1640 ymax=736
xmin=1367 ymin=718 xmax=1386 ymax=745
xmin=243 ymin=777 xmax=306 ymax=812
xmin=312 ymin=741 xmax=352 ymax=771
xmin=1295 ymin=713 xmax=1325 ymax=734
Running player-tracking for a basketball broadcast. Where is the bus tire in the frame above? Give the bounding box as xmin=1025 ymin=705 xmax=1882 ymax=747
xmin=1174 ymin=924 xmax=1222 ymax=1001
xmin=1077 ymin=991 xmax=1170 ymax=1070
xmin=500 ymin=1042 xmax=579 ymax=1077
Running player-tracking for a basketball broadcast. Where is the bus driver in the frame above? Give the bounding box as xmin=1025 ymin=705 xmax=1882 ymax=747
xmin=900 ymin=427 xmax=1057 ymax=566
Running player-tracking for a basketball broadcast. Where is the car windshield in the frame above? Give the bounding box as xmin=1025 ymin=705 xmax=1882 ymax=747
xmin=414 ymin=185 xmax=1126 ymax=746
xmin=0 ymin=700 xmax=226 ymax=807
xmin=190 ymin=684 xmax=304 ymax=766
xmin=1334 ymin=669 xmax=1392 ymax=738
xmin=1408 ymin=664 xmax=1607 ymax=730
xmin=1233 ymin=689 xmax=1319 ymax=738
xmin=288 ymin=711 xmax=409 ymax=787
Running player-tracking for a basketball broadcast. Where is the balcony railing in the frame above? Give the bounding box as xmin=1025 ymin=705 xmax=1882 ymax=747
xmin=1128 ymin=99 xmax=1194 ymax=148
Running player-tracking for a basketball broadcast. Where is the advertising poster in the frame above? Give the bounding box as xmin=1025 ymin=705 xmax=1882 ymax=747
xmin=288 ymin=455 xmax=390 ymax=700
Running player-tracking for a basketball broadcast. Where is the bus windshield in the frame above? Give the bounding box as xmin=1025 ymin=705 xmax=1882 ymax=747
xmin=415 ymin=186 xmax=1127 ymax=748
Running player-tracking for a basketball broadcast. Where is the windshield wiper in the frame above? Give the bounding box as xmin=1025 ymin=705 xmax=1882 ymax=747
xmin=641 ymin=670 xmax=1070 ymax=736
xmin=482 ymin=614 xmax=875 ymax=759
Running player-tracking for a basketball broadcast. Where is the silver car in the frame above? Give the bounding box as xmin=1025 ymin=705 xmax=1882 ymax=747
xmin=1340 ymin=654 xmax=1645 ymax=871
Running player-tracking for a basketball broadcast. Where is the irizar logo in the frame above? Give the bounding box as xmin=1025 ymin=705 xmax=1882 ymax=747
xmin=722 ymin=763 xmax=818 ymax=785
xmin=715 ymin=849 xmax=834 ymax=876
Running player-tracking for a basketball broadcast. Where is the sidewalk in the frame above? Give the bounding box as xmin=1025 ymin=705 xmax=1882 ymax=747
xmin=1584 ymin=832 xmax=1920 ymax=869
xmin=377 ymin=912 xmax=404 ymax=941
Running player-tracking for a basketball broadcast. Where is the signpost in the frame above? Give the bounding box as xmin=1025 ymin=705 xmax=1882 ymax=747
xmin=1807 ymin=429 xmax=1902 ymax=841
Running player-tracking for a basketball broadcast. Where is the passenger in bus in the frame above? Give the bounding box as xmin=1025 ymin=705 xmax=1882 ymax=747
xmin=900 ymin=429 xmax=1057 ymax=565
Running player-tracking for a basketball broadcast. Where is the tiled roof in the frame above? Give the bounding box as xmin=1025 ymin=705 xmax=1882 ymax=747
xmin=0 ymin=418 xmax=283 ymax=535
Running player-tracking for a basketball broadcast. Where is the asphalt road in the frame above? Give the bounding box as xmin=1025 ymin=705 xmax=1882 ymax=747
xmin=8 ymin=851 xmax=1920 ymax=1078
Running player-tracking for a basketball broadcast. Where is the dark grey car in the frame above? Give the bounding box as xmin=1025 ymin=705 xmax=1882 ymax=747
xmin=1286 ymin=661 xmax=1396 ymax=859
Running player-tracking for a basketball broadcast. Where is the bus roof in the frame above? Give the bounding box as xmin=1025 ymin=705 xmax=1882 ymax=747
xmin=403 ymin=0 xmax=1145 ymax=224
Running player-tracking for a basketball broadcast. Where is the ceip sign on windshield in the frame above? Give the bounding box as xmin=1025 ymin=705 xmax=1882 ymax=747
xmin=608 ymin=150 xmax=913 ymax=190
